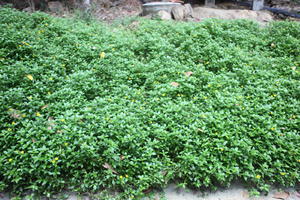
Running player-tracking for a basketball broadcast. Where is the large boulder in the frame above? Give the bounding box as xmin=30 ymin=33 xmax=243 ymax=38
xmin=184 ymin=3 xmax=194 ymax=17
xmin=193 ymin=7 xmax=273 ymax=23
xmin=171 ymin=4 xmax=195 ymax=20
xmin=157 ymin=10 xmax=172 ymax=20
xmin=171 ymin=5 xmax=185 ymax=20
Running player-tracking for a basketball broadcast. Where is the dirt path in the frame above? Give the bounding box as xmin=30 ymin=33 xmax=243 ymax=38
xmin=1 ymin=184 xmax=298 ymax=200
xmin=162 ymin=184 xmax=299 ymax=200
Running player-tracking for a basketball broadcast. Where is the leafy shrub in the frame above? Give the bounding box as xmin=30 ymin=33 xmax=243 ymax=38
xmin=0 ymin=8 xmax=299 ymax=199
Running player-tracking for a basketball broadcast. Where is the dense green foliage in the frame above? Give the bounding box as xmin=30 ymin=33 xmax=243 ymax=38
xmin=0 ymin=8 xmax=300 ymax=199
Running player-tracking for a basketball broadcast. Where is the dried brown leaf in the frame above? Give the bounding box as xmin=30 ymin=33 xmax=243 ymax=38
xmin=9 ymin=110 xmax=21 ymax=119
xmin=170 ymin=82 xmax=179 ymax=87
xmin=47 ymin=117 xmax=55 ymax=129
xmin=41 ymin=104 xmax=49 ymax=110
xmin=160 ymin=170 xmax=167 ymax=176
xmin=103 ymin=163 xmax=118 ymax=174
xmin=11 ymin=113 xmax=20 ymax=119
xmin=184 ymin=71 xmax=193 ymax=77
xmin=197 ymin=128 xmax=204 ymax=133
xmin=143 ymin=188 xmax=152 ymax=194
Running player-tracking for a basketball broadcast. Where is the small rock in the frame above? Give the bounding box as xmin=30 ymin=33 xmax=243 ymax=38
xmin=171 ymin=5 xmax=185 ymax=20
xmin=144 ymin=14 xmax=153 ymax=19
xmin=48 ymin=1 xmax=64 ymax=13
xmin=157 ymin=10 xmax=172 ymax=20
xmin=22 ymin=7 xmax=32 ymax=12
xmin=184 ymin=3 xmax=194 ymax=17
xmin=185 ymin=17 xmax=200 ymax=22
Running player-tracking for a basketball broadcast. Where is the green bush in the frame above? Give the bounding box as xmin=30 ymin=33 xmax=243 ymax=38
xmin=0 ymin=8 xmax=299 ymax=199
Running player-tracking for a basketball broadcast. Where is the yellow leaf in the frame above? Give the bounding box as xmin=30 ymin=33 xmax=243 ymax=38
xmin=26 ymin=74 xmax=33 ymax=81
xmin=100 ymin=52 xmax=105 ymax=59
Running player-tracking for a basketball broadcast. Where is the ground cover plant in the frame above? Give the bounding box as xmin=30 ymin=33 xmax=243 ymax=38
xmin=0 ymin=7 xmax=300 ymax=199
